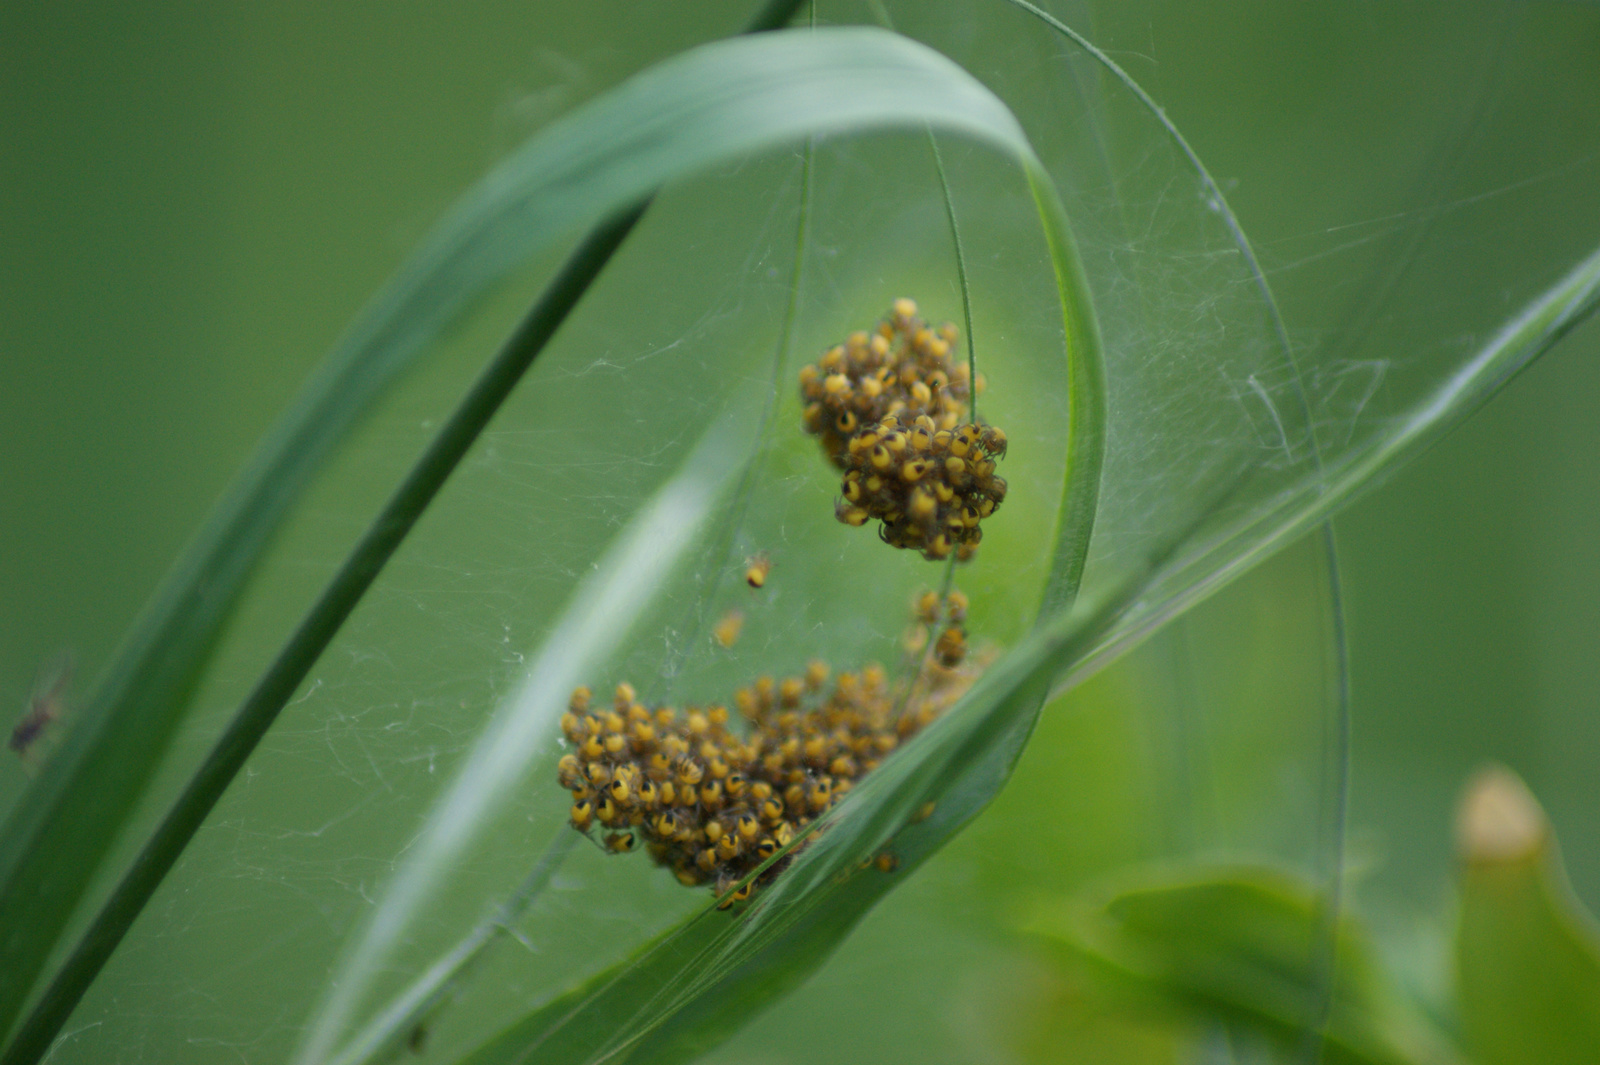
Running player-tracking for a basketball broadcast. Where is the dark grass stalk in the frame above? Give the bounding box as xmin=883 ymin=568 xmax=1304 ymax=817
xmin=0 ymin=4 xmax=806 ymax=1063
xmin=0 ymin=199 xmax=636 ymax=1065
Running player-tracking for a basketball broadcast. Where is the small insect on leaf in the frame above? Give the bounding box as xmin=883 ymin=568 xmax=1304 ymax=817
xmin=744 ymin=554 xmax=771 ymax=589
xmin=10 ymin=653 xmax=72 ymax=762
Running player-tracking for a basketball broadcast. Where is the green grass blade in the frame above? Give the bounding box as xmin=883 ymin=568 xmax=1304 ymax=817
xmin=1028 ymin=171 xmax=1105 ymax=618
xmin=1066 ymin=240 xmax=1600 ymax=679
xmin=277 ymin=27 xmax=1099 ymax=1065
xmin=302 ymin=414 xmax=751 ymax=1065
xmin=0 ymin=5 xmax=826 ymax=1055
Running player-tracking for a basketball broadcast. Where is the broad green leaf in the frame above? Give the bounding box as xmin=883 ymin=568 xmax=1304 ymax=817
xmin=1020 ymin=865 xmax=1463 ymax=1065
xmin=1455 ymin=767 xmax=1600 ymax=1065
xmin=287 ymin=26 xmax=1102 ymax=1065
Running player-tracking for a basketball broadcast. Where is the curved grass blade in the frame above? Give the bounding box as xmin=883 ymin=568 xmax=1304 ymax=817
xmin=985 ymin=0 xmax=1600 ymax=666
xmin=1059 ymin=239 xmax=1600 ymax=684
xmin=303 ymin=412 xmax=752 ymax=1065
xmin=0 ymin=4 xmax=823 ymax=1055
xmin=284 ymin=26 xmax=1102 ymax=1065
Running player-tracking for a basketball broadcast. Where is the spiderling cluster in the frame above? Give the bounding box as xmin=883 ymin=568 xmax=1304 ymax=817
xmin=799 ymin=298 xmax=978 ymax=467
xmin=558 ymin=591 xmax=975 ymax=907
xmin=553 ymin=299 xmax=1004 ymax=909
xmin=798 ymin=299 xmax=1008 ymax=561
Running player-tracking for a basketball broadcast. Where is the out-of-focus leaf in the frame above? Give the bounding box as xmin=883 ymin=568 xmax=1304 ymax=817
xmin=1020 ymin=866 xmax=1463 ymax=1065
xmin=1455 ymin=766 xmax=1600 ymax=1065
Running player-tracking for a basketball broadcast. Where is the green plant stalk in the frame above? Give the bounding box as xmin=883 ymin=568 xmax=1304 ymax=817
xmin=868 ymin=0 xmax=979 ymax=426
xmin=0 ymin=4 xmax=810 ymax=1062
xmin=1026 ymin=169 xmax=1105 ymax=619
xmin=928 ymin=134 xmax=980 ymax=427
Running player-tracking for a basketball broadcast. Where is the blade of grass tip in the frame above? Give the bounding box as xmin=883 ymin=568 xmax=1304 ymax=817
xmin=1054 ymin=246 xmax=1600 ymax=707
xmin=302 ymin=410 xmax=754 ymax=1065
xmin=0 ymin=3 xmax=811 ymax=1060
xmin=1069 ymin=241 xmax=1600 ymax=683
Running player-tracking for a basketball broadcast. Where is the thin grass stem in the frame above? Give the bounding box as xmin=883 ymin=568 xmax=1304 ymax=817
xmin=928 ymin=135 xmax=979 ymax=426
xmin=325 ymin=831 xmax=581 ymax=1065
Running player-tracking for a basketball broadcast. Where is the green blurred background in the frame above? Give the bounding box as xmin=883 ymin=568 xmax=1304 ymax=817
xmin=3 ymin=1 xmax=1598 ymax=1062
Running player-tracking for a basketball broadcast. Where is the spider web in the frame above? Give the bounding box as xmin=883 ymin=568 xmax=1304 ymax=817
xmin=18 ymin=2 xmax=1600 ymax=1062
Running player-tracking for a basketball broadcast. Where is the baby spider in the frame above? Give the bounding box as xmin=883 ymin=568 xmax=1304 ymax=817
xmin=744 ymin=553 xmax=772 ymax=589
